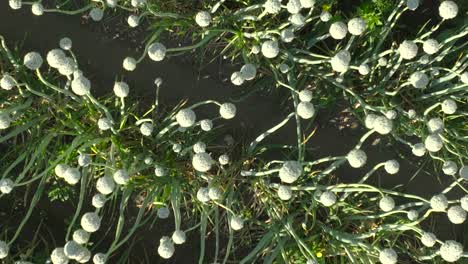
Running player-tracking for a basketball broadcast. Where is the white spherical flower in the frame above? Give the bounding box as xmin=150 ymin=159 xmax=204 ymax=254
xmin=460 ymin=72 xmax=468 ymax=84
xmin=264 ymin=0 xmax=281 ymax=14
xmin=0 ymin=241 xmax=8 ymax=258
xmin=76 ymin=248 xmax=91 ymax=263
xmin=421 ymin=232 xmax=437 ymax=247
xmin=279 ymin=161 xmax=302 ymax=183
xmin=408 ymin=109 xmax=417 ymax=119
xmin=131 ymin=0 xmax=145 ymax=7
xmin=197 ymin=187 xmax=210 ymax=203
xmin=230 ymin=71 xmax=245 ymax=86
xmin=64 ymin=167 xmax=81 ymax=185
xmin=195 ymin=11 xmax=211 ymax=27
xmin=172 ymin=143 xmax=182 ymax=153
xmin=113 ymin=82 xmax=129 ymax=98
xmin=286 ymin=0 xmax=302 ymax=14
xmin=0 ymin=114 xmax=12 ymax=130
xmin=73 ymin=229 xmax=90 ymax=245
xmin=329 ymin=22 xmax=348 ymax=40
xmin=92 ymin=193 xmax=106 ymax=208
xmin=78 ymin=154 xmax=91 ymax=167
xmin=423 ymin=39 xmax=439 ymax=55
xmin=113 ymin=169 xmax=129 ymax=185
xmin=176 ymin=108 xmax=196 ymax=127
xmin=279 ymin=63 xmax=290 ymax=73
xmin=460 ymin=195 xmax=468 ymax=211
xmin=459 ymin=165 xmax=468 ymax=180
xmin=427 ymin=117 xmax=443 ymax=133
xmin=58 ymin=58 xmax=77 ymax=76
xmin=123 ymin=57 xmax=137 ymax=71
xmin=208 ymin=187 xmax=223 ymax=200
xmin=358 ymin=64 xmax=370 ymax=75
xmin=158 ymin=237 xmax=175 ymax=259
xmin=441 ymin=99 xmax=457 ymax=114
xmin=23 ymin=52 xmax=43 ymax=70
xmin=93 ymin=253 xmax=107 ymax=264
xmin=127 ymin=15 xmax=140 ymax=28
xmin=261 ymin=40 xmax=280 ymax=59
xmin=154 ymin=165 xmax=166 ymax=177
xmin=398 ymin=40 xmax=418 ymax=60
xmin=442 ymin=161 xmax=458 ymax=175
xmin=373 ymin=116 xmax=393 ymax=135
xmin=430 ymin=194 xmax=448 ymax=211
xmin=0 ymin=178 xmax=14 ymax=194
xmin=347 ymin=149 xmax=367 ymax=168
xmin=419 ymin=54 xmax=430 ymax=64
xmin=439 ymin=1 xmax=458 ymax=19
xmin=192 ymin=153 xmax=213 ymax=172
xmin=97 ymin=118 xmax=112 ymax=131
xmin=193 ymin=141 xmax=206 ymax=154
xmin=218 ymin=154 xmax=229 ymax=165
xmin=71 ymin=75 xmax=91 ymax=96
xmin=447 ymin=206 xmax=466 ymax=224
xmin=347 ymin=18 xmax=366 ymax=36
xmin=364 ymin=114 xmax=378 ymax=129
xmin=410 ymin=71 xmax=429 ymax=88
xmin=81 ymin=212 xmax=101 ymax=233
xmin=251 ymin=45 xmax=260 ymax=54
xmin=96 ymin=176 xmax=115 ymax=195
xmin=407 ymin=210 xmax=419 ymax=221
xmin=31 ymin=2 xmax=44 ymax=16
xmin=406 ymin=0 xmax=419 ymax=10
xmin=320 ymin=11 xmax=332 ymax=22
xmin=277 ymin=185 xmax=293 ymax=200
xmin=298 ymin=90 xmax=312 ymax=102
xmin=51 ymin=248 xmax=68 ymax=264
xmin=220 ymin=103 xmax=236 ymax=119
xmin=157 ymin=207 xmax=170 ymax=219
xmin=64 ymin=240 xmax=82 ymax=259
xmin=281 ymin=28 xmax=295 ymax=43
xmin=320 ymin=191 xmax=337 ymax=207
xmin=59 ymin=37 xmax=72 ymax=50
xmin=439 ymin=240 xmax=463 ymax=262
xmin=384 ymin=160 xmax=400 ymax=174
xmin=289 ymin=14 xmax=305 ymax=26
xmin=55 ymin=164 xmax=70 ymax=178
xmin=140 ymin=122 xmax=153 ymax=136
xmin=200 ymin=119 xmax=213 ymax=131
xmin=9 ymin=0 xmax=22 ymax=9
xmin=378 ymin=57 xmax=388 ymax=66
xmin=172 ymin=230 xmax=186 ymax=244
xmin=300 ymin=0 xmax=315 ymax=8
xmin=0 ymin=74 xmax=16 ymax=90
xmin=424 ymin=134 xmax=443 ymax=152
xmin=330 ymin=50 xmax=351 ymax=73
xmin=240 ymin=64 xmax=257 ymax=80
xmin=230 ymin=215 xmax=244 ymax=231
xmin=412 ymin=143 xmax=426 ymax=157
xmin=379 ymin=248 xmax=397 ymax=264
xmin=89 ymin=8 xmax=104 ymax=21
xmin=297 ymin=101 xmax=315 ymax=119
xmin=379 ymin=196 xmax=395 ymax=212
xmin=148 ymin=43 xmax=167 ymax=62
xmin=385 ymin=110 xmax=397 ymax=120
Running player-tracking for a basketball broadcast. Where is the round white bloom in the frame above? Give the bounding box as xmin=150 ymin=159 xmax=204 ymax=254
xmin=220 ymin=103 xmax=236 ymax=119
xmin=297 ymin=102 xmax=315 ymax=119
xmin=230 ymin=216 xmax=244 ymax=230
xmin=55 ymin=164 xmax=70 ymax=178
xmin=373 ymin=116 xmax=393 ymax=135
xmin=97 ymin=118 xmax=112 ymax=131
xmin=439 ymin=1 xmax=458 ymax=19
xmin=71 ymin=75 xmax=91 ymax=96
xmin=64 ymin=240 xmax=82 ymax=259
xmin=195 ymin=11 xmax=211 ymax=27
xmin=157 ymin=207 xmax=170 ymax=219
xmin=279 ymin=161 xmax=302 ymax=183
xmin=58 ymin=58 xmax=77 ymax=76
xmin=92 ymin=193 xmax=106 ymax=208
xmin=281 ymin=28 xmax=295 ymax=43
xmin=31 ymin=2 xmax=44 ymax=15
xmin=89 ymin=8 xmax=104 ymax=21
xmin=378 ymin=57 xmax=388 ymax=66
xmin=9 ymin=0 xmax=21 ymax=9
xmin=410 ymin=71 xmax=429 ymax=88
xmin=76 ymin=248 xmax=91 ymax=263
xmin=58 ymin=38 xmax=73 ymax=51
xmin=176 ymin=108 xmax=196 ymax=127
xmin=358 ymin=64 xmax=370 ymax=75
xmin=251 ymin=45 xmax=260 ymax=54
xmin=330 ymin=50 xmax=351 ymax=73
xmin=0 ymin=74 xmax=16 ymax=90
xmin=421 ymin=232 xmax=437 ymax=247
xmin=406 ymin=0 xmax=419 ymax=10
xmin=347 ymin=149 xmax=367 ymax=168
xmin=277 ymin=185 xmax=293 ymax=200
xmin=73 ymin=229 xmax=90 ymax=245
xmin=320 ymin=11 xmax=332 ymax=22
xmin=422 ymin=39 xmax=439 ymax=55
xmin=0 ymin=241 xmax=8 ymax=259
xmin=447 ymin=206 xmax=466 ymax=224
xmin=460 ymin=165 xmax=468 ymax=180
xmin=424 ymin=134 xmax=443 ymax=152
xmin=379 ymin=248 xmax=397 ymax=264
xmin=286 ymin=0 xmax=302 ymax=14
xmin=460 ymin=195 xmax=468 ymax=211
xmin=218 ymin=154 xmax=229 ymax=165
xmin=208 ymin=187 xmax=222 ymax=200
xmin=192 ymin=153 xmax=213 ymax=172
xmin=412 ymin=143 xmax=426 ymax=157
xmin=93 ymin=253 xmax=106 ymax=264
xmin=158 ymin=237 xmax=175 ymax=259
xmin=320 ymin=191 xmax=337 ymax=207
xmin=364 ymin=114 xmax=378 ymax=129
xmin=23 ymin=52 xmax=43 ymax=70
xmin=240 ymin=64 xmax=257 ymax=80
xmin=113 ymin=82 xmax=129 ymax=98
xmin=154 ymin=165 xmax=166 ymax=177
xmin=172 ymin=143 xmax=182 ymax=153
xmin=78 ymin=154 xmax=91 ymax=167
xmin=398 ymin=40 xmax=418 ymax=60
xmin=279 ymin=63 xmax=290 ymax=73
xmin=348 ymin=18 xmax=366 ymax=36
xmin=419 ymin=54 xmax=430 ymax=64
xmin=261 ymin=40 xmax=279 ymax=59
xmin=329 ymin=22 xmax=348 ymax=40
xmin=113 ymin=169 xmax=129 ymax=185
xmin=298 ymin=90 xmax=312 ymax=102
xmin=230 ymin=71 xmax=245 ymax=86
xmin=441 ymin=99 xmax=457 ymax=114
xmin=96 ymin=176 xmax=115 ymax=195
xmin=51 ymin=248 xmax=68 ymax=264
xmin=123 ymin=57 xmax=137 ymax=71
xmin=131 ymin=0 xmax=145 ymax=7
xmin=407 ymin=210 xmax=419 ymax=221
xmin=379 ymin=196 xmax=395 ymax=212
xmin=384 ymin=160 xmax=400 ymax=174
xmin=460 ymin=72 xmax=468 ymax=84
xmin=0 ymin=178 xmax=14 ymax=194
xmin=200 ymin=119 xmax=213 ymax=131
xmin=0 ymin=114 xmax=12 ymax=130
xmin=430 ymin=194 xmax=448 ymax=211
xmin=385 ymin=110 xmax=397 ymax=120
xmin=439 ymin=240 xmax=463 ymax=262
xmin=127 ymin=15 xmax=139 ymax=28
xmin=148 ymin=43 xmax=167 ymax=62
xmin=300 ymin=0 xmax=315 ymax=8
xmin=81 ymin=212 xmax=101 ymax=233
xmin=64 ymin=167 xmax=81 ymax=185
xmin=408 ymin=109 xmax=417 ymax=119
xmin=442 ymin=161 xmax=458 ymax=175
xmin=427 ymin=117 xmax=444 ymax=133
xmin=264 ymin=0 xmax=281 ymax=14
xmin=196 ymin=187 xmax=210 ymax=203
xmin=140 ymin=122 xmax=153 ymax=136
xmin=172 ymin=230 xmax=186 ymax=244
